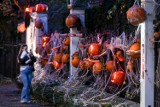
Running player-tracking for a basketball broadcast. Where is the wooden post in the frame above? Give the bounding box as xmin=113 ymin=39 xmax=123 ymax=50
xmin=69 ymin=0 xmax=85 ymax=76
xmin=140 ymin=0 xmax=155 ymax=106
xmin=26 ymin=12 xmax=48 ymax=57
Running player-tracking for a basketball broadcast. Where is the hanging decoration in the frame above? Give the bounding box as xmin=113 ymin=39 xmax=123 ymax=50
xmin=35 ymin=20 xmax=43 ymax=29
xmin=35 ymin=3 xmax=48 ymax=13
xmin=65 ymin=14 xmax=79 ymax=28
xmin=25 ymin=6 xmax=35 ymax=13
xmin=126 ymin=5 xmax=146 ymax=26
xmin=17 ymin=22 xmax=26 ymax=33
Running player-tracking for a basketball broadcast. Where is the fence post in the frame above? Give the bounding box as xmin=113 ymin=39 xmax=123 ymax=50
xmin=26 ymin=12 xmax=48 ymax=57
xmin=69 ymin=1 xmax=85 ymax=76
xmin=140 ymin=0 xmax=155 ymax=106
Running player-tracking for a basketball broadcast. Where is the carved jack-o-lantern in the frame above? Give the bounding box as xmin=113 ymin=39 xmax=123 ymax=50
xmin=127 ymin=5 xmax=146 ymax=26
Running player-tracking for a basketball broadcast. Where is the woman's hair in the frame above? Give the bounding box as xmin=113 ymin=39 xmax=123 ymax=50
xmin=17 ymin=44 xmax=27 ymax=63
xmin=18 ymin=44 xmax=27 ymax=55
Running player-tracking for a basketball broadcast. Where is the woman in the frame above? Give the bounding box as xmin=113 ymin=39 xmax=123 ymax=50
xmin=17 ymin=44 xmax=36 ymax=103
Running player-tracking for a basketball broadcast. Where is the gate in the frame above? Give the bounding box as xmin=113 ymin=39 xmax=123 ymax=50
xmin=0 ymin=44 xmax=20 ymax=79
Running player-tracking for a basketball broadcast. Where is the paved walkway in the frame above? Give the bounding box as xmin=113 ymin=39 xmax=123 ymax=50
xmin=0 ymin=77 xmax=54 ymax=107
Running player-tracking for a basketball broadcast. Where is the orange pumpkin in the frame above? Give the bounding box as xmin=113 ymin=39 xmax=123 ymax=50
xmin=116 ymin=50 xmax=123 ymax=58
xmin=63 ymin=37 xmax=70 ymax=46
xmin=85 ymin=60 xmax=94 ymax=69
xmin=106 ymin=60 xmax=114 ymax=72
xmin=92 ymin=62 xmax=103 ymax=73
xmin=35 ymin=4 xmax=48 ymax=13
xmin=73 ymin=51 xmax=79 ymax=57
xmin=127 ymin=5 xmax=146 ymax=26
xmin=61 ymin=54 xmax=70 ymax=64
xmin=111 ymin=71 xmax=125 ymax=85
xmin=128 ymin=42 xmax=140 ymax=58
xmin=115 ymin=50 xmax=124 ymax=62
xmin=66 ymin=14 xmax=79 ymax=28
xmin=59 ymin=45 xmax=68 ymax=53
xmin=80 ymin=60 xmax=86 ymax=70
xmin=41 ymin=58 xmax=48 ymax=67
xmin=80 ymin=60 xmax=94 ymax=70
xmin=25 ymin=7 xmax=35 ymax=12
xmin=42 ymin=36 xmax=50 ymax=47
xmin=17 ymin=22 xmax=26 ymax=33
xmin=54 ymin=53 xmax=62 ymax=63
xmin=118 ymin=57 xmax=124 ymax=62
xmin=88 ymin=43 xmax=101 ymax=56
xmin=44 ymin=43 xmax=51 ymax=53
xmin=154 ymin=32 xmax=159 ymax=38
xmin=35 ymin=20 xmax=43 ymax=29
xmin=72 ymin=56 xmax=80 ymax=68
xmin=127 ymin=60 xmax=134 ymax=71
xmin=52 ymin=60 xmax=63 ymax=70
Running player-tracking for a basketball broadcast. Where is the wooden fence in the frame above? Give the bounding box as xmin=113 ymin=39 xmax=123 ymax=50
xmin=0 ymin=44 xmax=20 ymax=79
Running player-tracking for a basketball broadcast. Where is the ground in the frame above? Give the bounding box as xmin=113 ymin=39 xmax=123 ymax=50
xmin=0 ymin=77 xmax=54 ymax=107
